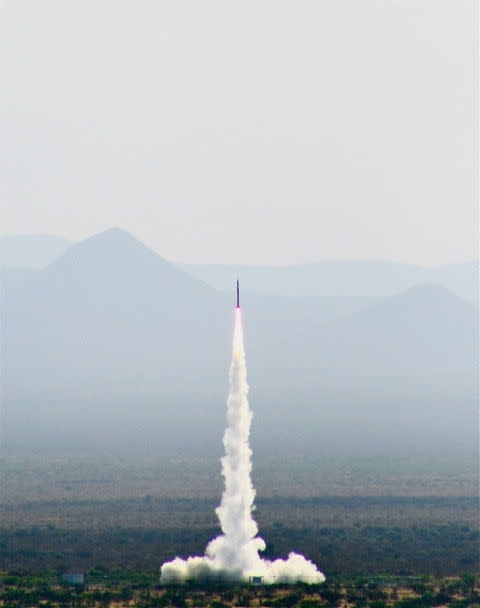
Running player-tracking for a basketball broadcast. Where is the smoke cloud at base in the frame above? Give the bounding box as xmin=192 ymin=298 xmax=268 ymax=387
xmin=160 ymin=308 xmax=325 ymax=584
xmin=160 ymin=552 xmax=324 ymax=585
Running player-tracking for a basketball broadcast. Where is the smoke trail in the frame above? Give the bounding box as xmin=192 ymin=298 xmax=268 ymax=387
xmin=160 ymin=308 xmax=325 ymax=584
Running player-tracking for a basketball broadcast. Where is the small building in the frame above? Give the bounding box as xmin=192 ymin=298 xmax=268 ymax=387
xmin=249 ymin=576 xmax=263 ymax=585
xmin=62 ymin=572 xmax=85 ymax=585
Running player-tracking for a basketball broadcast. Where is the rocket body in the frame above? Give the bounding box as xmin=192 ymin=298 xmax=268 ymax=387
xmin=236 ymin=280 xmax=240 ymax=308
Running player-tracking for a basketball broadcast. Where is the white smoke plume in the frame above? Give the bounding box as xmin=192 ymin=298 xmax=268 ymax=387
xmin=160 ymin=308 xmax=325 ymax=584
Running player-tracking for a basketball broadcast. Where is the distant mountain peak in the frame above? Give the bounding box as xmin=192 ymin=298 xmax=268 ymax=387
xmin=78 ymin=227 xmax=149 ymax=248
xmin=368 ymin=282 xmax=476 ymax=320
xmin=91 ymin=227 xmax=136 ymax=240
xmin=41 ymin=227 xmax=215 ymax=296
xmin=390 ymin=283 xmax=460 ymax=302
xmin=47 ymin=227 xmax=165 ymax=270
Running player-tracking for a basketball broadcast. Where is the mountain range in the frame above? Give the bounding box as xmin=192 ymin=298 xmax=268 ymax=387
xmin=2 ymin=228 xmax=477 ymax=458
xmin=1 ymin=233 xmax=478 ymax=300
xmin=182 ymin=260 xmax=478 ymax=301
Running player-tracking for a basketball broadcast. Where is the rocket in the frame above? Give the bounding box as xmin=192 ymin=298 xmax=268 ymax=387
xmin=236 ymin=280 xmax=240 ymax=308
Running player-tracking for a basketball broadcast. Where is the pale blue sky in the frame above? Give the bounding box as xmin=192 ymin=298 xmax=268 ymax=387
xmin=1 ymin=1 xmax=477 ymax=264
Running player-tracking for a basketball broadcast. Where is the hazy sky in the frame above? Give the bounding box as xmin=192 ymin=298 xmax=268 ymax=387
xmin=1 ymin=1 xmax=477 ymax=265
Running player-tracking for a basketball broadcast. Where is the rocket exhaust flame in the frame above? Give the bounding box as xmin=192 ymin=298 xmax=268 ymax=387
xmin=160 ymin=290 xmax=325 ymax=584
